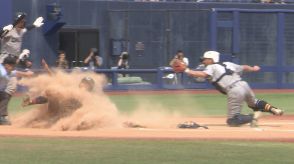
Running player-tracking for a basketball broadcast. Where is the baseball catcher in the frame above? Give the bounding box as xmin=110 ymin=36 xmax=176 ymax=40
xmin=184 ymin=51 xmax=283 ymax=127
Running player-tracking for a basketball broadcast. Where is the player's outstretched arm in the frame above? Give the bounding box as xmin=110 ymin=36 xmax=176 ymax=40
xmin=184 ymin=68 xmax=208 ymax=78
xmin=242 ymin=65 xmax=260 ymax=72
xmin=26 ymin=17 xmax=44 ymax=31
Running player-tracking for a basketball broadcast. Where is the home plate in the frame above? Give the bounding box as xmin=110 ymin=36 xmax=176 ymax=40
xmin=252 ymin=127 xmax=264 ymax=131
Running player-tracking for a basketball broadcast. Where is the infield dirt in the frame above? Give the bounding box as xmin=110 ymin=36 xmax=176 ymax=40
xmin=4 ymin=70 xmax=294 ymax=142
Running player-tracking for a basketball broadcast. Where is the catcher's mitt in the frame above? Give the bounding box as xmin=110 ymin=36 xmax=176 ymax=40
xmin=172 ymin=59 xmax=187 ymax=73
xmin=177 ymin=121 xmax=208 ymax=129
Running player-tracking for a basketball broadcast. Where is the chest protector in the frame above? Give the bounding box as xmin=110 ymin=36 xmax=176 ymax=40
xmin=210 ymin=63 xmax=234 ymax=95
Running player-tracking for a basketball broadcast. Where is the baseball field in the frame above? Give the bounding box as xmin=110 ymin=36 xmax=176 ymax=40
xmin=1 ymin=90 xmax=294 ymax=164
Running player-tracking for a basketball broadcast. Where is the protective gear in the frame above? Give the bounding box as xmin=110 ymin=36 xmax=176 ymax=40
xmin=226 ymin=114 xmax=254 ymax=127
xmin=14 ymin=12 xmax=26 ymax=21
xmin=250 ymin=99 xmax=284 ymax=115
xmin=18 ymin=49 xmax=30 ymax=60
xmin=177 ymin=121 xmax=208 ymax=129
xmin=80 ymin=77 xmax=95 ymax=91
xmin=210 ymin=63 xmax=234 ymax=95
xmin=201 ymin=51 xmax=220 ymax=63
xmin=33 ymin=17 xmax=44 ymax=27
xmin=2 ymin=24 xmax=13 ymax=31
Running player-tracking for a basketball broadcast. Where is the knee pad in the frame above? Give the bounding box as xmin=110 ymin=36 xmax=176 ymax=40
xmin=226 ymin=114 xmax=254 ymax=127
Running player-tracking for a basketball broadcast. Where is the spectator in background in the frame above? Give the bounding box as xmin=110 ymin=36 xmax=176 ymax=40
xmin=56 ymin=50 xmax=69 ymax=69
xmin=168 ymin=50 xmax=189 ymax=84
xmin=169 ymin=50 xmax=189 ymax=67
xmin=83 ymin=48 xmax=103 ymax=70
xmin=117 ymin=51 xmax=129 ymax=77
xmin=117 ymin=51 xmax=129 ymax=69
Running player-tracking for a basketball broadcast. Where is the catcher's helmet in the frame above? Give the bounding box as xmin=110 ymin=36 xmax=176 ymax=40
xmin=200 ymin=51 xmax=220 ymax=63
xmin=80 ymin=77 xmax=95 ymax=91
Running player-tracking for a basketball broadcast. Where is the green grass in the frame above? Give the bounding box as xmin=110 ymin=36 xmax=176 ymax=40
xmin=0 ymin=137 xmax=294 ymax=164
xmin=108 ymin=93 xmax=294 ymax=115
xmin=4 ymin=92 xmax=294 ymax=164
xmin=10 ymin=93 xmax=294 ymax=116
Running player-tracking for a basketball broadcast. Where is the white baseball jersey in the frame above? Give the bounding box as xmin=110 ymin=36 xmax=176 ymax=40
xmin=203 ymin=62 xmax=243 ymax=91
xmin=203 ymin=62 xmax=257 ymax=119
xmin=1 ymin=28 xmax=27 ymax=56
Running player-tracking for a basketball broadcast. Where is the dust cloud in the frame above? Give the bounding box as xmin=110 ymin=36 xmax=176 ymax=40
xmin=13 ymin=69 xmax=185 ymax=131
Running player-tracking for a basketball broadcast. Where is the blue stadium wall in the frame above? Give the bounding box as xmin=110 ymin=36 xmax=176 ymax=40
xmin=1 ymin=1 xmax=294 ymax=88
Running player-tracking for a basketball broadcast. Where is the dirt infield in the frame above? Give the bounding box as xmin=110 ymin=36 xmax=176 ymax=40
xmin=0 ymin=115 xmax=293 ymax=142
xmin=4 ymin=89 xmax=294 ymax=142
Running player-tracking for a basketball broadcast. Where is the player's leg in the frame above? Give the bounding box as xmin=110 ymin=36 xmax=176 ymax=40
xmin=0 ymin=91 xmax=12 ymax=125
xmin=22 ymin=95 xmax=48 ymax=107
xmin=253 ymin=100 xmax=283 ymax=115
xmin=244 ymin=84 xmax=283 ymax=116
xmin=226 ymin=86 xmax=253 ymax=127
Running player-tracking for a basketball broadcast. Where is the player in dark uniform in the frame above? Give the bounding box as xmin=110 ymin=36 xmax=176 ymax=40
xmin=21 ymin=77 xmax=95 ymax=127
xmin=22 ymin=76 xmax=94 ymax=107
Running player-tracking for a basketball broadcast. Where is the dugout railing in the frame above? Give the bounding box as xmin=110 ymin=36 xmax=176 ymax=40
xmin=17 ymin=68 xmax=208 ymax=91
xmin=93 ymin=68 xmax=208 ymax=90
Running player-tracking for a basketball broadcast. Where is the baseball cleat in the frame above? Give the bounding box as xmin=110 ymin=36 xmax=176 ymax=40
xmin=270 ymin=107 xmax=284 ymax=116
xmin=250 ymin=119 xmax=259 ymax=128
xmin=0 ymin=116 xmax=11 ymax=125
xmin=253 ymin=111 xmax=262 ymax=120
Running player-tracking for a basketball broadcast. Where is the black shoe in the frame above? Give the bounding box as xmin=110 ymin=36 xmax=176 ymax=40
xmin=0 ymin=117 xmax=11 ymax=125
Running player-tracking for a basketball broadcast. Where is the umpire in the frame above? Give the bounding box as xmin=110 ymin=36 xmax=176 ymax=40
xmin=0 ymin=56 xmax=17 ymax=125
xmin=185 ymin=51 xmax=283 ymax=127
